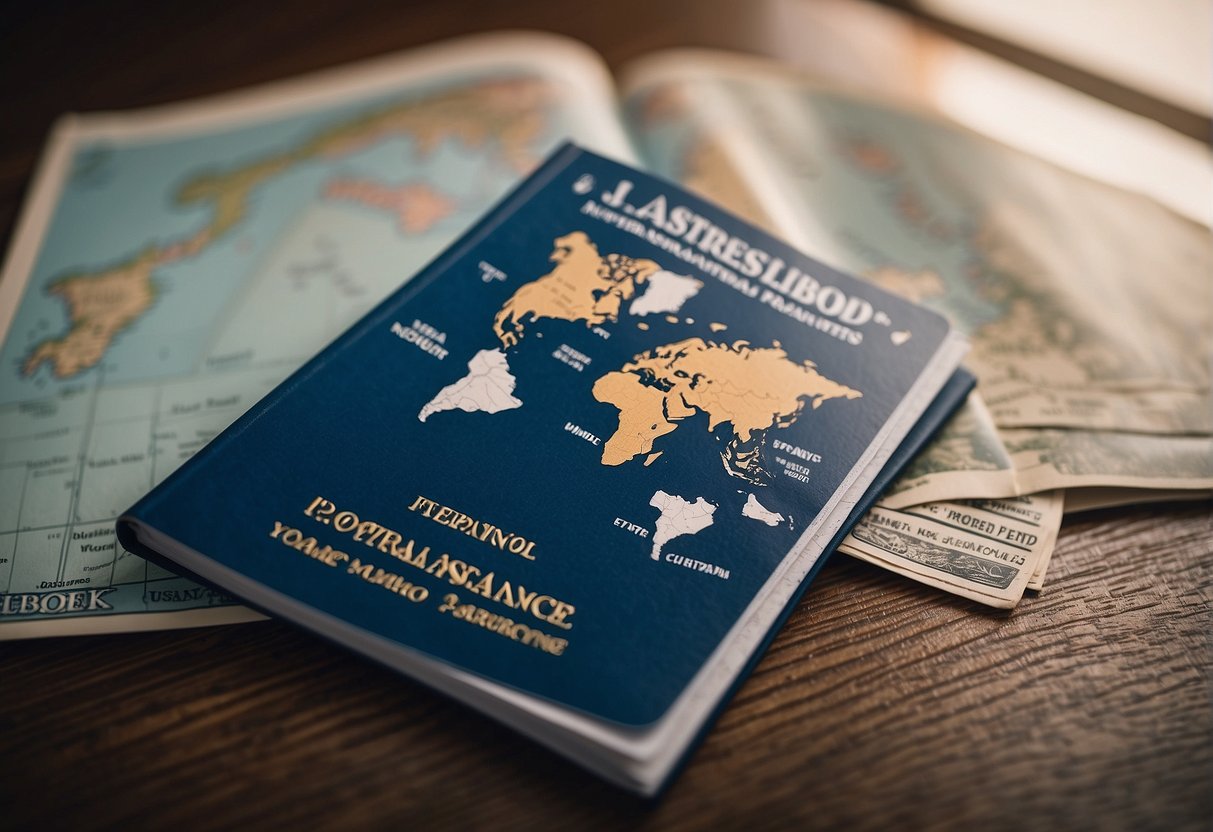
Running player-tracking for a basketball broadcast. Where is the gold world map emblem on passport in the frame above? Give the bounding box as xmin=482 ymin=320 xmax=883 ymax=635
xmin=419 ymin=230 xmax=863 ymax=484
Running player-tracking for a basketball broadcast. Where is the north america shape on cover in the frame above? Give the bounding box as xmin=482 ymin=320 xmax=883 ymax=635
xmin=419 ymin=230 xmax=686 ymax=421
xmin=420 ymin=229 xmax=701 ymax=423
xmin=490 ymin=230 xmax=673 ymax=348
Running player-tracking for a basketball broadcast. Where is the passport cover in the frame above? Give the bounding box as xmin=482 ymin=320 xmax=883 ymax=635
xmin=118 ymin=144 xmax=963 ymax=730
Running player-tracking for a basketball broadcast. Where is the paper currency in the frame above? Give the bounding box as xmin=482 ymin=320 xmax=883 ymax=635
xmin=1001 ymin=428 xmax=1213 ymax=496
xmin=838 ymin=491 xmax=1065 ymax=607
xmin=881 ymin=419 xmax=1213 ymax=509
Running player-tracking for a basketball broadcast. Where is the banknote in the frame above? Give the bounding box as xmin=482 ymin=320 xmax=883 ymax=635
xmin=881 ymin=421 xmax=1213 ymax=509
xmin=1001 ymin=428 xmax=1213 ymax=496
xmin=838 ymin=491 xmax=1065 ymax=607
xmin=1025 ymin=504 xmax=1061 ymax=592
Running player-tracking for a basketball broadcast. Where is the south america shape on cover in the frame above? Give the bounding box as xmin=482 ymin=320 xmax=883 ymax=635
xmin=147 ymin=148 xmax=949 ymax=725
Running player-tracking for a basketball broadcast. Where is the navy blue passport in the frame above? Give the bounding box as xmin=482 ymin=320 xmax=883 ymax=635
xmin=118 ymin=144 xmax=970 ymax=795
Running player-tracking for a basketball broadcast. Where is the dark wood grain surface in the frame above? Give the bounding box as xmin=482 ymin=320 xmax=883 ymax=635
xmin=2 ymin=2 xmax=1210 ymax=829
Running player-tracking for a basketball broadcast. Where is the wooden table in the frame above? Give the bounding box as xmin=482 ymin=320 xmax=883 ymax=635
xmin=2 ymin=2 xmax=1210 ymax=828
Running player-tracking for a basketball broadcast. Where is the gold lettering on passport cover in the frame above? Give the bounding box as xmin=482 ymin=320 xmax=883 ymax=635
xmin=298 ymin=496 xmax=575 ymax=632
xmin=406 ymin=494 xmax=537 ymax=561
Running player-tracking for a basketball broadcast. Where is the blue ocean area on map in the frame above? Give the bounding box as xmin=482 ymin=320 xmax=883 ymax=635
xmin=2 ymin=83 xmax=527 ymax=401
xmin=0 ymin=61 xmax=599 ymax=628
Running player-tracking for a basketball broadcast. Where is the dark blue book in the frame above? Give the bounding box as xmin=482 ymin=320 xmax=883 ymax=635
xmin=118 ymin=144 xmax=970 ymax=794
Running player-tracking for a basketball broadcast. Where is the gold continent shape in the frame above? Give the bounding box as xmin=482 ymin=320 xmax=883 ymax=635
xmin=493 ymin=231 xmax=660 ymax=348
xmin=592 ymin=338 xmax=863 ymax=480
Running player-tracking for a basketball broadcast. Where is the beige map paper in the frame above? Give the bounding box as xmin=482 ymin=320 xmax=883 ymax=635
xmin=878 ymin=392 xmax=1017 ymax=508
xmin=622 ymin=54 xmax=1213 ymax=510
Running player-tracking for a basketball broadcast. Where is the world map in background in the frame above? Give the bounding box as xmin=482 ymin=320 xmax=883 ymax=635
xmin=625 ymin=70 xmax=1213 ymax=506
xmin=11 ymin=77 xmax=552 ymax=388
xmin=0 ymin=69 xmax=595 ymax=624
